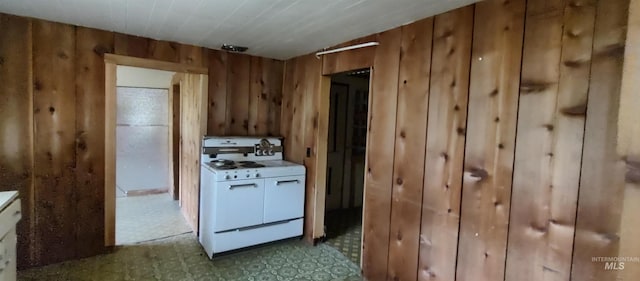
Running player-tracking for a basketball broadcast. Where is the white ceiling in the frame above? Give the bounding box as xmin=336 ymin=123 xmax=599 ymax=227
xmin=0 ymin=0 xmax=478 ymax=60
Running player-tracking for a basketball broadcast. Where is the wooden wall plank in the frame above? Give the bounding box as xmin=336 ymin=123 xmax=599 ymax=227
xmin=113 ymin=33 xmax=149 ymax=58
xmin=207 ymin=51 xmax=228 ymax=135
xmin=179 ymin=44 xmax=203 ymax=66
xmin=619 ymin=0 xmax=640 ymax=155
xmin=0 ymin=14 xmax=35 ymax=269
xmin=418 ymin=6 xmax=474 ymax=281
xmin=312 ymin=75 xmax=331 ymax=240
xmin=267 ymin=60 xmax=284 ymax=136
xmin=386 ymin=18 xmax=434 ymax=281
xmin=618 ymin=0 xmax=640 ymax=277
xmin=505 ymin=0 xmax=596 ymax=280
xmin=322 ymin=34 xmax=377 ymax=75
xmin=226 ymin=54 xmax=251 ymax=135
xmin=456 ymin=0 xmax=526 ymax=279
xmin=248 ymin=56 xmax=263 ymax=135
xmin=32 ymin=20 xmax=78 ymax=265
xmin=104 ymin=62 xmax=116 ymax=247
xmin=289 ymin=57 xmax=306 ymax=164
xmin=149 ymin=40 xmax=179 ymax=63
xmin=301 ymin=54 xmax=324 ymax=241
xmin=361 ymin=28 xmax=402 ymax=281
xmin=170 ymin=75 xmax=182 ymax=200
xmin=572 ymin=0 xmax=629 ymax=280
xmin=179 ymin=74 xmax=207 ymax=231
xmin=255 ymin=58 xmax=270 ymax=136
xmin=281 ymin=59 xmax=295 ymax=159
xmin=74 ymin=26 xmax=113 ymax=259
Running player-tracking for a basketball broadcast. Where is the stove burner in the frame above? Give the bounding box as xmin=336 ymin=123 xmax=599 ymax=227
xmin=215 ymin=165 xmax=237 ymax=170
xmin=238 ymin=161 xmax=256 ymax=164
xmin=211 ymin=159 xmax=234 ymax=166
xmin=241 ymin=163 xmax=265 ymax=168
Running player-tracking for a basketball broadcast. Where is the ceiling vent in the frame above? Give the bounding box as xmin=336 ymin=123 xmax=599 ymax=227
xmin=221 ymin=44 xmax=248 ymax=53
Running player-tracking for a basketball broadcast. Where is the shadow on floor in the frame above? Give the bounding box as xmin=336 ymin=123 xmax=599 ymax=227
xmin=324 ymin=208 xmax=362 ymax=265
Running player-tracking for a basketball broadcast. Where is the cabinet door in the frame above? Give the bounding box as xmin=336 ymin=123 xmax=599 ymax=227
xmin=264 ymin=176 xmax=305 ymax=223
xmin=213 ymin=179 xmax=264 ymax=232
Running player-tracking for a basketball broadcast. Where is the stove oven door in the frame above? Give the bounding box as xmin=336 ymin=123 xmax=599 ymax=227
xmin=263 ymin=175 xmax=305 ymax=223
xmin=213 ymin=179 xmax=265 ymax=232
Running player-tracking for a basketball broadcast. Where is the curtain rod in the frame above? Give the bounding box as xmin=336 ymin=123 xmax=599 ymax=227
xmin=315 ymin=42 xmax=379 ymax=58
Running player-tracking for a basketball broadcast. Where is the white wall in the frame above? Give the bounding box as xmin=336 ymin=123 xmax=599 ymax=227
xmin=117 ymin=65 xmax=175 ymax=88
xmin=116 ymin=87 xmax=170 ymax=196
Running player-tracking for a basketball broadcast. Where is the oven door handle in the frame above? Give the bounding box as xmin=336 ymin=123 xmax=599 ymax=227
xmin=276 ymin=179 xmax=299 ymax=186
xmin=228 ymin=183 xmax=257 ymax=190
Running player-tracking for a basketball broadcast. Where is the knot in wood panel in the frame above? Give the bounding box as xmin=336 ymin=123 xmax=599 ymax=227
xmin=520 ymin=81 xmax=552 ymax=94
xmin=441 ymin=152 xmax=449 ymax=161
xmin=563 ymin=59 xmax=588 ymax=68
xmin=560 ymin=104 xmax=587 ymax=116
xmin=625 ymin=158 xmax=640 ymax=184
xmin=76 ymin=140 xmax=87 ymax=151
xmin=599 ymin=232 xmax=620 ymax=243
xmin=596 ymin=43 xmax=625 ymax=59
xmin=530 ymin=223 xmax=548 ymax=234
xmin=57 ymin=51 xmax=69 ymax=59
xmin=34 ymin=80 xmax=43 ymax=91
xmin=466 ymin=167 xmax=489 ymax=181
xmin=489 ymin=88 xmax=499 ymax=97
xmin=93 ymin=45 xmax=110 ymax=56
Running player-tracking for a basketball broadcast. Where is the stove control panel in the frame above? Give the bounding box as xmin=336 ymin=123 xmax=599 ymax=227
xmin=218 ymin=169 xmax=262 ymax=181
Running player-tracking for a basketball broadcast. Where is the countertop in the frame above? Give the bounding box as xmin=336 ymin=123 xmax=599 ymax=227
xmin=0 ymin=191 xmax=19 ymax=211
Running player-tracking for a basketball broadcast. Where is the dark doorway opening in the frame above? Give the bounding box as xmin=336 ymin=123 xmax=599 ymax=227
xmin=323 ymin=68 xmax=371 ymax=266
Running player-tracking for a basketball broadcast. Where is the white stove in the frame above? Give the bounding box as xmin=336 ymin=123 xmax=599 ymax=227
xmin=198 ymin=136 xmax=305 ymax=258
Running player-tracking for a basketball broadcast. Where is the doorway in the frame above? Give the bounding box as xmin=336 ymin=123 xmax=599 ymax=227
xmin=323 ymin=68 xmax=371 ymax=265
xmin=104 ymin=54 xmax=209 ymax=246
xmin=113 ymin=66 xmax=191 ymax=245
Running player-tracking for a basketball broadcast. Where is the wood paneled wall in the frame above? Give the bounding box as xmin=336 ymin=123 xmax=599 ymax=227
xmin=280 ymin=0 xmax=637 ymax=280
xmin=618 ymin=3 xmax=640 ymax=280
xmin=208 ymin=52 xmax=284 ymax=136
xmin=0 ymin=12 xmax=283 ymax=268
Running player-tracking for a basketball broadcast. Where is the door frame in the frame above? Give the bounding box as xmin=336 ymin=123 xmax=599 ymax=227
xmin=170 ymin=80 xmax=181 ymax=201
xmin=314 ymin=67 xmax=373 ymax=266
xmin=104 ymin=54 xmax=208 ymax=246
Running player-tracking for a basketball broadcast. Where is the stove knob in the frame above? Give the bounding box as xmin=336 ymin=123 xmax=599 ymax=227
xmin=255 ymin=173 xmax=260 ymax=178
xmin=225 ymin=175 xmax=231 ymax=180
xmin=246 ymin=174 xmax=250 ymax=178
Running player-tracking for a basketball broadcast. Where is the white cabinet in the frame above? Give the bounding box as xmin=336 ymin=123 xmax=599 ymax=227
xmin=264 ymin=176 xmax=305 ymax=223
xmin=0 ymin=192 xmax=20 ymax=281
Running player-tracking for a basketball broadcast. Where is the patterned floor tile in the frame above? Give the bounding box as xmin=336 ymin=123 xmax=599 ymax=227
xmin=18 ymin=233 xmax=363 ymax=281
xmin=324 ymin=208 xmax=363 ymax=265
